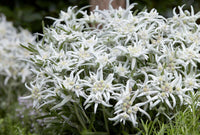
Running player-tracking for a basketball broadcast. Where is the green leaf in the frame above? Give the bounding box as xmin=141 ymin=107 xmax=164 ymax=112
xmin=81 ymin=130 xmax=109 ymax=135
xmin=51 ymin=95 xmax=72 ymax=110
xmin=20 ymin=44 xmax=38 ymax=53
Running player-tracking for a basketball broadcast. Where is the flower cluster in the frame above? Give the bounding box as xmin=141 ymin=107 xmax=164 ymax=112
xmin=0 ymin=14 xmax=35 ymax=84
xmin=23 ymin=4 xmax=200 ymax=126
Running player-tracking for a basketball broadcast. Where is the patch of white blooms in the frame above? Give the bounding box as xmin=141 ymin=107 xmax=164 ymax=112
xmin=0 ymin=15 xmax=36 ymax=84
xmin=23 ymin=4 xmax=200 ymax=126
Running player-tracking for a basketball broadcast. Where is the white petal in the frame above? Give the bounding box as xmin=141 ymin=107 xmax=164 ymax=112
xmin=170 ymin=94 xmax=176 ymax=108
xmin=165 ymin=98 xmax=173 ymax=109
xmin=94 ymin=103 xmax=98 ymax=113
xmin=131 ymin=58 xmax=136 ymax=70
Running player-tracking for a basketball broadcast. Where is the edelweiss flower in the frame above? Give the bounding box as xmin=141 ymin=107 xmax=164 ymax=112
xmin=114 ymin=60 xmax=130 ymax=77
xmin=182 ymin=69 xmax=200 ymax=90
xmin=0 ymin=15 xmax=35 ymax=84
xmin=83 ymin=68 xmax=121 ymax=113
xmin=110 ymin=80 xmax=150 ymax=126
xmin=178 ymin=43 xmax=200 ymax=67
xmin=149 ymin=71 xmax=179 ymax=109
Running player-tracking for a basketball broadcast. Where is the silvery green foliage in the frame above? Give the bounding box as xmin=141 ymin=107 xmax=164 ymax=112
xmin=23 ymin=4 xmax=200 ymax=126
xmin=0 ymin=15 xmax=36 ymax=84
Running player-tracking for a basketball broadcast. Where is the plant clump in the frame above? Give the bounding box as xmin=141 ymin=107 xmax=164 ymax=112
xmin=22 ymin=2 xmax=200 ymax=132
xmin=0 ymin=14 xmax=36 ymax=84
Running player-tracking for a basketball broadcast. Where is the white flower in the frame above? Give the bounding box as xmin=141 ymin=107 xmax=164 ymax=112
xmin=82 ymin=36 xmax=98 ymax=48
xmin=149 ymin=71 xmax=179 ymax=109
xmin=137 ymin=71 xmax=159 ymax=98
xmin=114 ymin=60 xmax=130 ymax=77
xmin=178 ymin=43 xmax=200 ymax=67
xmin=53 ymin=56 xmax=77 ymax=72
xmin=47 ymin=7 xmax=77 ymax=25
xmin=83 ymin=68 xmax=121 ymax=113
xmin=110 ymin=80 xmax=150 ymax=126
xmin=81 ymin=11 xmax=103 ymax=23
xmin=0 ymin=15 xmax=35 ymax=84
xmin=70 ymin=45 xmax=95 ymax=67
xmin=173 ymin=74 xmax=192 ymax=105
xmin=95 ymin=52 xmax=116 ymax=68
xmin=182 ymin=69 xmax=200 ymax=90
xmin=21 ymin=79 xmax=47 ymax=108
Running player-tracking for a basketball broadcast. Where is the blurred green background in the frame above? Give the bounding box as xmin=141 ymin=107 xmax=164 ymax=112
xmin=0 ymin=0 xmax=89 ymax=33
xmin=0 ymin=0 xmax=199 ymax=33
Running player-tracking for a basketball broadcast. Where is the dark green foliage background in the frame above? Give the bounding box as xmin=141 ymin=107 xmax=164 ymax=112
xmin=0 ymin=0 xmax=200 ymax=33
xmin=130 ymin=0 xmax=200 ymax=17
xmin=0 ymin=0 xmax=89 ymax=33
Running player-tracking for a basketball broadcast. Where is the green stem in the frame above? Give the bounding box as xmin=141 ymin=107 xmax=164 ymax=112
xmin=102 ymin=105 xmax=109 ymax=133
xmin=80 ymin=104 xmax=96 ymax=131
xmin=81 ymin=106 xmax=90 ymax=123
xmin=89 ymin=113 xmax=96 ymax=132
xmin=74 ymin=103 xmax=87 ymax=130
xmin=192 ymin=101 xmax=196 ymax=132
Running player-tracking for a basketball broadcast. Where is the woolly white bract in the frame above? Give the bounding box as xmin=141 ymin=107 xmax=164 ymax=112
xmin=23 ymin=3 xmax=200 ymax=127
xmin=0 ymin=14 xmax=36 ymax=84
